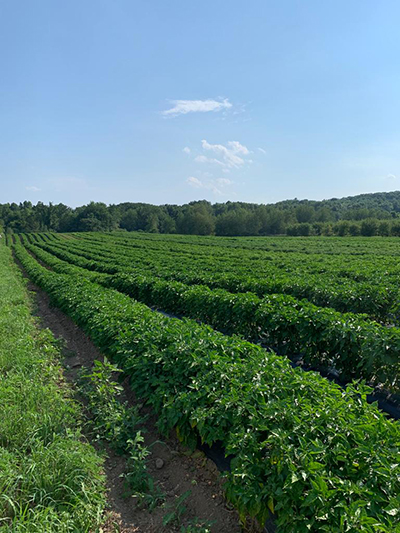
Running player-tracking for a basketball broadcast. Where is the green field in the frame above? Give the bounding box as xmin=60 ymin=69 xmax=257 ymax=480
xmin=10 ymin=232 xmax=400 ymax=532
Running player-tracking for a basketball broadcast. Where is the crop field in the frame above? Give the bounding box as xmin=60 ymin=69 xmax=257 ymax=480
xmin=10 ymin=232 xmax=400 ymax=532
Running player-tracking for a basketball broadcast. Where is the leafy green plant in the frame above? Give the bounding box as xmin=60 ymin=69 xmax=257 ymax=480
xmin=121 ymin=434 xmax=165 ymax=510
xmin=78 ymin=358 xmax=144 ymax=453
xmin=14 ymin=240 xmax=400 ymax=532
xmin=163 ymin=490 xmax=191 ymax=527
xmin=78 ymin=358 xmax=164 ymax=511
xmin=30 ymin=231 xmax=400 ymax=321
xmin=25 ymin=238 xmax=400 ymax=392
xmin=180 ymin=517 xmax=214 ymax=532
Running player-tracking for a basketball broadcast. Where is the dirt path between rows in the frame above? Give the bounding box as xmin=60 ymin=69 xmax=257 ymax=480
xmin=25 ymin=279 xmax=243 ymax=533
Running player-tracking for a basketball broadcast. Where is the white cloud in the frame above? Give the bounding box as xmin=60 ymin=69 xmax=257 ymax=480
xmin=187 ymin=176 xmax=203 ymax=188
xmin=194 ymin=155 xmax=209 ymax=163
xmin=186 ymin=175 xmax=234 ymax=196
xmin=194 ymin=155 xmax=226 ymax=166
xmin=216 ymin=178 xmax=233 ymax=186
xmin=26 ymin=186 xmax=40 ymax=192
xmin=387 ymin=173 xmax=397 ymax=180
xmin=258 ymin=147 xmax=267 ymax=154
xmin=183 ymin=147 xmax=191 ymax=154
xmin=200 ymin=139 xmax=250 ymax=170
xmin=163 ymin=98 xmax=232 ymax=117
xmin=226 ymin=141 xmax=250 ymax=155
xmin=184 ymin=140 xmax=251 ymax=194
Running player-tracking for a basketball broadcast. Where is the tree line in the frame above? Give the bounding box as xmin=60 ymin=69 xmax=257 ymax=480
xmin=3 ymin=191 xmax=400 ymax=236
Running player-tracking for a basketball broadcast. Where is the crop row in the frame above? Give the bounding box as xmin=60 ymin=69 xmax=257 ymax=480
xmin=37 ymin=231 xmax=400 ymax=306
xmin=33 ymin=231 xmax=400 ymax=287
xmin=76 ymin=231 xmax=400 ymax=278
xmin=22 ymin=239 xmax=400 ymax=393
xmin=73 ymin=230 xmax=400 ymax=258
xmin=14 ymin=240 xmax=400 ymax=532
xmin=52 ymin=231 xmax=400 ymax=290
xmin=29 ymin=235 xmax=399 ymax=321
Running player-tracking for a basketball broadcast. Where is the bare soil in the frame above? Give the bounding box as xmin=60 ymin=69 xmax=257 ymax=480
xmin=25 ymin=279 xmax=243 ymax=533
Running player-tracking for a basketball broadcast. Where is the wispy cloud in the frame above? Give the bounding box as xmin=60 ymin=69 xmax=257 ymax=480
xmin=258 ymin=147 xmax=267 ymax=154
xmin=216 ymin=177 xmax=233 ymax=186
xmin=194 ymin=155 xmax=225 ymax=166
xmin=186 ymin=175 xmax=234 ymax=196
xmin=386 ymin=173 xmax=397 ymax=180
xmin=26 ymin=186 xmax=40 ymax=192
xmin=183 ymin=147 xmax=191 ymax=154
xmin=187 ymin=176 xmax=203 ymax=188
xmin=196 ymin=139 xmax=251 ymax=171
xmin=163 ymin=98 xmax=232 ymax=117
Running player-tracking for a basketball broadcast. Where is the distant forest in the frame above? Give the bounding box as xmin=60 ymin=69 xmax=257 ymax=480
xmin=3 ymin=190 xmax=400 ymax=237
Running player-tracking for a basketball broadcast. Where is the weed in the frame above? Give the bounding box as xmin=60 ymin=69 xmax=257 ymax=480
xmin=181 ymin=518 xmax=215 ymax=532
xmin=163 ymin=490 xmax=191 ymax=527
xmin=78 ymin=358 xmax=145 ymax=454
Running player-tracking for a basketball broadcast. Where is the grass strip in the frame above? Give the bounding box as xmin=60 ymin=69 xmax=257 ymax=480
xmin=0 ymin=241 xmax=106 ymax=532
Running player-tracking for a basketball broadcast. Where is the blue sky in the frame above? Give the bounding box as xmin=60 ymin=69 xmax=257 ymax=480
xmin=1 ymin=0 xmax=400 ymax=207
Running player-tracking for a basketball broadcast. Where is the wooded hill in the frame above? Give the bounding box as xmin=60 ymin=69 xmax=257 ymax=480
xmin=3 ymin=190 xmax=400 ymax=236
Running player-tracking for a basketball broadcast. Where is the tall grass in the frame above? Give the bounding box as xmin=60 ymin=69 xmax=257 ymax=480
xmin=0 ymin=241 xmax=106 ymax=532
